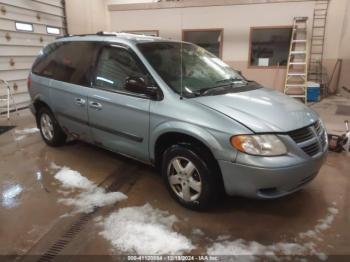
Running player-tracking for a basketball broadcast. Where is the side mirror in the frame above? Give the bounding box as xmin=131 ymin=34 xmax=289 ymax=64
xmin=125 ymin=77 xmax=158 ymax=98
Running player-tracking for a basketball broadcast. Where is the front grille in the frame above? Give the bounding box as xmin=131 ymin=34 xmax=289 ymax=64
xmin=288 ymin=120 xmax=326 ymax=157
xmin=301 ymin=142 xmax=320 ymax=157
xmin=314 ymin=121 xmax=322 ymax=135
xmin=289 ymin=127 xmax=314 ymax=143
xmin=320 ymin=134 xmax=327 ymax=148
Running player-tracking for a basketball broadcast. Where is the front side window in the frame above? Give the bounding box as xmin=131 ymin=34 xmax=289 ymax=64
xmin=138 ymin=42 xmax=245 ymax=97
xmin=32 ymin=41 xmax=98 ymax=86
xmin=250 ymin=27 xmax=292 ymax=67
xmin=94 ymin=46 xmax=150 ymax=94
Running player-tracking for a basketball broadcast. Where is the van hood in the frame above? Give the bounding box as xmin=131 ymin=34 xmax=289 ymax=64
xmin=192 ymin=86 xmax=319 ymax=133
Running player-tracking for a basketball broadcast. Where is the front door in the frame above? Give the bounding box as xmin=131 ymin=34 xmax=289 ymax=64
xmin=87 ymin=44 xmax=153 ymax=161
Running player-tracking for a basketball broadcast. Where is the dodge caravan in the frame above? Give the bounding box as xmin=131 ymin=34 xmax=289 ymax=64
xmin=28 ymin=33 xmax=328 ymax=209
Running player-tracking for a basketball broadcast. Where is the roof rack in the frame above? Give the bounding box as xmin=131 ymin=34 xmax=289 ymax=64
xmin=96 ymin=31 xmax=118 ymax=36
xmin=56 ymin=33 xmax=97 ymax=39
xmin=56 ymin=31 xmax=160 ymax=40
xmin=56 ymin=31 xmax=116 ymax=39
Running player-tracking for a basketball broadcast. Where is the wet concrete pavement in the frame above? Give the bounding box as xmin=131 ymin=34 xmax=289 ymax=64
xmin=0 ymin=96 xmax=349 ymax=260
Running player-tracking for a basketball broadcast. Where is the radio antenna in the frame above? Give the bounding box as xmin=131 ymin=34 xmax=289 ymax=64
xmin=180 ymin=4 xmax=183 ymax=100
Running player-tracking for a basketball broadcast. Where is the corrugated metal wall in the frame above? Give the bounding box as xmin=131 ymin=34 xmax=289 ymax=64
xmin=0 ymin=0 xmax=66 ymax=112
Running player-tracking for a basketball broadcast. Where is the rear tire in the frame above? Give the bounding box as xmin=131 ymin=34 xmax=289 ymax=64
xmin=161 ymin=143 xmax=221 ymax=210
xmin=37 ymin=107 xmax=66 ymax=147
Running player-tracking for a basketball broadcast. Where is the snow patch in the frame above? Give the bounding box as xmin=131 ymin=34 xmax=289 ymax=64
xmin=50 ymin=162 xmax=61 ymax=170
xmin=15 ymin=135 xmax=26 ymax=141
xmin=217 ymin=235 xmax=231 ymax=241
xmin=58 ymin=188 xmax=127 ymax=213
xmin=59 ymin=213 xmax=71 ymax=219
xmin=299 ymin=207 xmax=339 ymax=239
xmin=14 ymin=127 xmax=39 ymax=141
xmin=192 ymin=228 xmax=205 ymax=236
xmin=94 ymin=215 xmax=104 ymax=223
xmin=54 ymin=167 xmax=95 ymax=190
xmin=208 ymin=239 xmax=276 ymax=260
xmin=207 ymin=240 xmax=326 ymax=261
xmin=208 ymin=206 xmax=338 ymax=260
xmin=15 ymin=127 xmax=39 ymax=135
xmin=100 ymin=204 xmax=195 ymax=255
xmin=54 ymin=167 xmax=127 ymax=214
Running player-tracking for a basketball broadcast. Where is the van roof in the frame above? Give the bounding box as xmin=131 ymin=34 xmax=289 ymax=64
xmin=56 ymin=31 xmax=172 ymax=45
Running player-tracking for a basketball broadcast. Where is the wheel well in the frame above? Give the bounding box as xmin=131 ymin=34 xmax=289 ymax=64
xmin=154 ymin=132 xmax=225 ymax=192
xmin=33 ymin=100 xmax=50 ymax=114
xmin=154 ymin=132 xmax=218 ymax=170
xmin=33 ymin=100 xmax=50 ymax=127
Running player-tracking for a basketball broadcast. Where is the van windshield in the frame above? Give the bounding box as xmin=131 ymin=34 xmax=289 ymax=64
xmin=137 ymin=42 xmax=247 ymax=97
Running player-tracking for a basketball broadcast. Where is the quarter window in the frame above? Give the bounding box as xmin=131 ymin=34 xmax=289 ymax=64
xmin=94 ymin=46 xmax=150 ymax=94
xmin=32 ymin=41 xmax=98 ymax=87
xmin=249 ymin=27 xmax=292 ymax=67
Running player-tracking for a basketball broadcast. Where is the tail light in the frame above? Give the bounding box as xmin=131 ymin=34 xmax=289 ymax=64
xmin=27 ymin=74 xmax=32 ymax=89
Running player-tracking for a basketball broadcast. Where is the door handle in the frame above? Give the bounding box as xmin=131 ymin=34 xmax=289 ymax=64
xmin=74 ymin=98 xmax=86 ymax=106
xmin=89 ymin=101 xmax=102 ymax=110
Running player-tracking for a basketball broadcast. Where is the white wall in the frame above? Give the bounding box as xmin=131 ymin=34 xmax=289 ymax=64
xmin=110 ymin=2 xmax=315 ymax=62
xmin=107 ymin=0 xmax=158 ymax=4
xmin=323 ymin=0 xmax=348 ymax=60
xmin=109 ymin=1 xmax=315 ymax=90
xmin=0 ymin=0 xmax=65 ymax=111
xmin=65 ymin=0 xmax=350 ymax=91
xmin=66 ymin=0 xmax=109 ymax=34
xmin=338 ymin=0 xmax=350 ymax=91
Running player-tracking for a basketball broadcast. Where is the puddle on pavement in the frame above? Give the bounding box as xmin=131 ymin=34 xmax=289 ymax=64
xmin=1 ymin=182 xmax=23 ymax=209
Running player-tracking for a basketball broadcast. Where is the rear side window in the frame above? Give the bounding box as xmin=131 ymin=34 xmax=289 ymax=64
xmin=32 ymin=41 xmax=98 ymax=87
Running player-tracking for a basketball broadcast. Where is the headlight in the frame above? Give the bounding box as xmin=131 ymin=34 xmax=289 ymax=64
xmin=319 ymin=119 xmax=328 ymax=144
xmin=230 ymin=134 xmax=287 ymax=156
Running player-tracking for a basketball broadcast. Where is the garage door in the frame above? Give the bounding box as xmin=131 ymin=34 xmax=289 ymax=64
xmin=0 ymin=0 xmax=66 ymax=113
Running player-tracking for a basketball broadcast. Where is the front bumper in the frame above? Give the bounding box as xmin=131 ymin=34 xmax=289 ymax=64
xmin=219 ymin=150 xmax=327 ymax=199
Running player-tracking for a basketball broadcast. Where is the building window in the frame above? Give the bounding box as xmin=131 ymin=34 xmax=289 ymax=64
xmin=182 ymin=29 xmax=223 ymax=58
xmin=15 ymin=22 xmax=33 ymax=32
xmin=124 ymin=30 xmax=159 ymax=37
xmin=249 ymin=27 xmax=292 ymax=67
xmin=47 ymin=26 xmax=61 ymax=35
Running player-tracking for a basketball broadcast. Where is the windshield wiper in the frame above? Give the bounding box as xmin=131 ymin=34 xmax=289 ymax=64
xmin=196 ymin=84 xmax=233 ymax=96
xmin=216 ymin=77 xmax=246 ymax=84
xmin=195 ymin=79 xmax=248 ymax=96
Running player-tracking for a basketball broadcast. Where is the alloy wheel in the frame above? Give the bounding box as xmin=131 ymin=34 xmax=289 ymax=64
xmin=167 ymin=157 xmax=202 ymax=202
xmin=40 ymin=113 xmax=54 ymax=141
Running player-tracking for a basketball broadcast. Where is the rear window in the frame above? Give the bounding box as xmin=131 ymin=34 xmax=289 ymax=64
xmin=32 ymin=41 xmax=99 ymax=87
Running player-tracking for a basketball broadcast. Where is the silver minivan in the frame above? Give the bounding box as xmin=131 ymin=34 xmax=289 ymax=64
xmin=28 ymin=33 xmax=328 ymax=209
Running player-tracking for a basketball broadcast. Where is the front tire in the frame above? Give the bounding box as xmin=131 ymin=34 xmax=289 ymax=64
xmin=162 ymin=143 xmax=221 ymax=210
xmin=37 ymin=107 xmax=66 ymax=147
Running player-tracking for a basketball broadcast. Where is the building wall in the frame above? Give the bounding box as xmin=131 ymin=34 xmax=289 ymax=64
xmin=65 ymin=0 xmax=350 ymax=92
xmin=0 ymin=0 xmax=66 ymax=112
xmin=322 ymin=0 xmax=348 ymax=93
xmin=338 ymin=0 xmax=350 ymax=92
xmin=65 ymin=0 xmax=109 ymax=34
xmin=108 ymin=1 xmax=315 ymax=91
xmin=107 ymin=0 xmax=158 ymax=4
